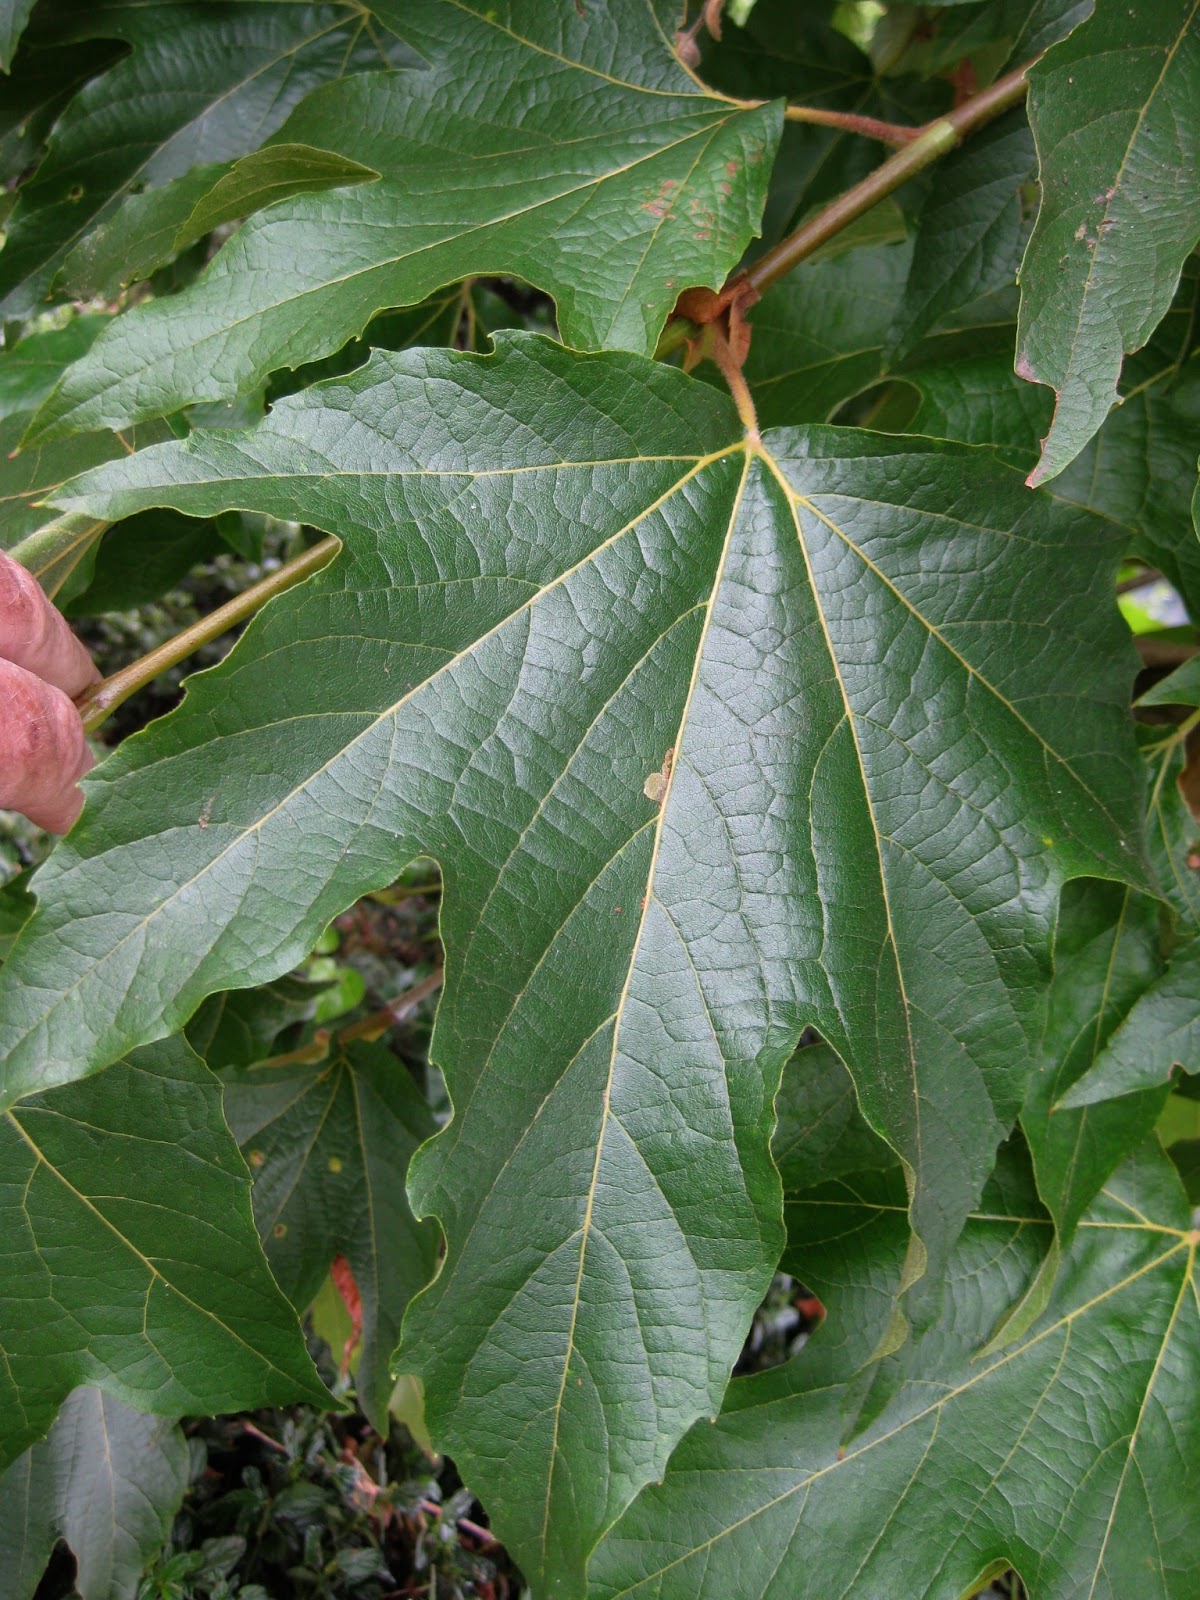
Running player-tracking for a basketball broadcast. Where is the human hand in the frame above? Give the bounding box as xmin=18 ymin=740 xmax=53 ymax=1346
xmin=0 ymin=550 xmax=99 ymax=834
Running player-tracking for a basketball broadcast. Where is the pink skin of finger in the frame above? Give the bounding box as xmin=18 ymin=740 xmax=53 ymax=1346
xmin=0 ymin=552 xmax=99 ymax=834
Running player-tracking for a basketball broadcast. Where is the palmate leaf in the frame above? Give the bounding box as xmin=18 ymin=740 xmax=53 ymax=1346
xmin=1016 ymin=0 xmax=1200 ymax=485
xmin=0 ymin=337 xmax=1145 ymax=1590
xmin=591 ymin=1140 xmax=1200 ymax=1600
xmin=0 ymin=1034 xmax=326 ymax=1469
xmin=26 ymin=0 xmax=781 ymax=441
xmin=222 ymin=1040 xmax=439 ymax=1431
xmin=0 ymin=1388 xmax=188 ymax=1600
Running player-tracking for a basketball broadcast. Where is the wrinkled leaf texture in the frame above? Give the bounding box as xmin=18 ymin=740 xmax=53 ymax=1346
xmin=591 ymin=1140 xmax=1200 ymax=1600
xmin=0 ymin=335 xmax=1148 ymax=1588
xmin=27 ymin=0 xmax=781 ymax=441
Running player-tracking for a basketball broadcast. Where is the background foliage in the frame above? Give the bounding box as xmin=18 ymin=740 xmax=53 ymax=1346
xmin=1 ymin=1 xmax=1198 ymax=1596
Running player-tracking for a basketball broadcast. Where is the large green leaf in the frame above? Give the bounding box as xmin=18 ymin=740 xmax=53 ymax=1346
xmin=0 ymin=0 xmax=389 ymax=316
xmin=0 ymin=1388 xmax=188 ymax=1600
xmin=0 ymin=1034 xmax=327 ymax=1469
xmin=591 ymin=1140 xmax=1200 ymax=1600
xmin=26 ymin=0 xmax=781 ymax=442
xmin=1016 ymin=0 xmax=1200 ymax=485
xmin=222 ymin=1040 xmax=439 ymax=1432
xmin=0 ymin=337 xmax=1145 ymax=1588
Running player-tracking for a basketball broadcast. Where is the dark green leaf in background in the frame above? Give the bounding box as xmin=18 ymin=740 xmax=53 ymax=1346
xmin=1016 ymin=0 xmax=1200 ymax=484
xmin=0 ymin=0 xmax=36 ymax=73
xmin=741 ymin=239 xmax=913 ymax=426
xmin=27 ymin=0 xmax=782 ymax=440
xmin=591 ymin=1141 xmax=1200 ymax=1600
xmin=222 ymin=1041 xmax=439 ymax=1432
xmin=0 ymin=0 xmax=390 ymax=316
xmin=1015 ymin=879 xmax=1167 ymax=1324
xmin=886 ymin=108 xmax=1034 ymax=362
xmin=0 ymin=1034 xmax=326 ymax=1469
xmin=771 ymin=1040 xmax=894 ymax=1197
xmin=186 ymin=974 xmax=333 ymax=1072
xmin=0 ymin=1388 xmax=188 ymax=1600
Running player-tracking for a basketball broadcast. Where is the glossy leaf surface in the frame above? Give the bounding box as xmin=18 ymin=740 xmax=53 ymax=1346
xmin=222 ymin=1040 xmax=439 ymax=1431
xmin=0 ymin=334 xmax=1149 ymax=1585
xmin=0 ymin=1034 xmax=326 ymax=1468
xmin=27 ymin=0 xmax=781 ymax=440
xmin=1016 ymin=0 xmax=1200 ymax=484
xmin=592 ymin=1142 xmax=1200 ymax=1600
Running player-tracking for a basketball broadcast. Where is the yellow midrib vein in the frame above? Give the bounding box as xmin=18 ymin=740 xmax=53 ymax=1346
xmin=537 ymin=444 xmax=755 ymax=1569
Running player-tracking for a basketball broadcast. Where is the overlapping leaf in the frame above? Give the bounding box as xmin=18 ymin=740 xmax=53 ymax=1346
xmin=1064 ymin=939 xmax=1200 ymax=1107
xmin=1016 ymin=0 xmax=1200 ymax=484
xmin=222 ymin=1040 xmax=439 ymax=1430
xmin=27 ymin=0 xmax=781 ymax=441
xmin=0 ymin=1389 xmax=188 ymax=1600
xmin=0 ymin=0 xmax=390 ymax=318
xmin=0 ymin=1034 xmax=326 ymax=1469
xmin=1014 ymin=878 xmax=1167 ymax=1332
xmin=187 ymin=974 xmax=333 ymax=1072
xmin=591 ymin=1140 xmax=1200 ymax=1600
xmin=0 ymin=318 xmax=172 ymax=598
xmin=695 ymin=0 xmax=946 ymax=248
xmin=0 ymin=335 xmax=1147 ymax=1586
xmin=871 ymin=266 xmax=1200 ymax=613
xmin=57 ymin=142 xmax=380 ymax=301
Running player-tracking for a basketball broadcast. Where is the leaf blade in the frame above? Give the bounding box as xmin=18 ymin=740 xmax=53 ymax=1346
xmin=1016 ymin=0 xmax=1200 ymax=484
